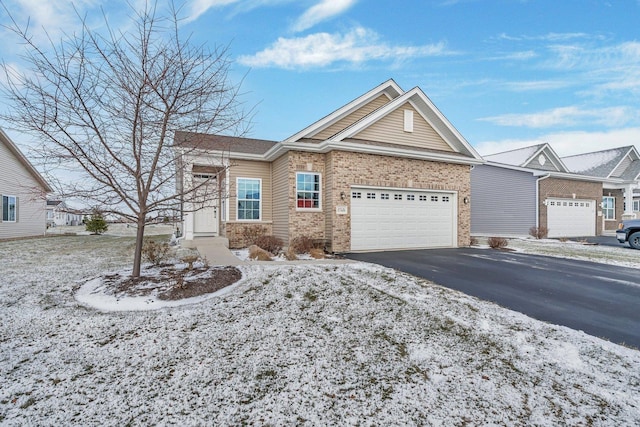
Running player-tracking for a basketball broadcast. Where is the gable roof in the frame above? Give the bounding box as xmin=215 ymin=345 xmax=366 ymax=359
xmin=561 ymin=146 xmax=640 ymax=180
xmin=327 ymin=86 xmax=482 ymax=160
xmin=484 ymin=143 xmax=569 ymax=172
xmin=284 ymin=79 xmax=404 ymax=143
xmin=176 ymin=80 xmax=484 ymax=166
xmin=0 ymin=128 xmax=52 ymax=192
xmin=174 ymin=132 xmax=277 ymax=155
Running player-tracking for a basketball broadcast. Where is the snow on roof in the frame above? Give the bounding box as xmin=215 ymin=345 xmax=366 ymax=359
xmin=561 ymin=146 xmax=630 ymax=177
xmin=483 ymin=144 xmax=546 ymax=166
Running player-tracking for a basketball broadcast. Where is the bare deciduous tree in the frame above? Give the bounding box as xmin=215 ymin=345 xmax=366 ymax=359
xmin=1 ymin=1 xmax=248 ymax=277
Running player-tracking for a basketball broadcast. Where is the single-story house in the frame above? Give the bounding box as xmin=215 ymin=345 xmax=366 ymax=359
xmin=471 ymin=143 xmax=640 ymax=237
xmin=175 ymin=79 xmax=483 ymax=252
xmin=46 ymin=200 xmax=84 ymax=227
xmin=0 ymin=128 xmax=52 ymax=240
xmin=562 ymin=145 xmax=640 ymax=229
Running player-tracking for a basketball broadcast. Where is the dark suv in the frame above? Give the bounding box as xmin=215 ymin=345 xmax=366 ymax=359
xmin=616 ymin=219 xmax=640 ymax=249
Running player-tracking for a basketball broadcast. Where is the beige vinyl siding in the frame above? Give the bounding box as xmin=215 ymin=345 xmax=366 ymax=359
xmin=0 ymin=140 xmax=47 ymax=239
xmin=353 ymin=103 xmax=454 ymax=152
xmin=271 ymin=154 xmax=289 ymax=243
xmin=611 ymin=155 xmax=632 ymax=177
xmin=313 ymin=94 xmax=391 ymax=140
xmin=228 ymin=159 xmax=272 ymax=222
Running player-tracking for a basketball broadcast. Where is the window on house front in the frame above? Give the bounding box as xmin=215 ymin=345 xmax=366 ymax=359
xmin=602 ymin=196 xmax=615 ymax=220
xmin=634 ymin=200 xmax=640 ymax=212
xmin=2 ymin=195 xmax=17 ymax=222
xmin=296 ymin=172 xmax=321 ymax=209
xmin=237 ymin=178 xmax=261 ymax=220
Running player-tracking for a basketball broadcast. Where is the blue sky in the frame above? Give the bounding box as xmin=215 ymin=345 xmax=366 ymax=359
xmin=1 ymin=0 xmax=640 ymax=158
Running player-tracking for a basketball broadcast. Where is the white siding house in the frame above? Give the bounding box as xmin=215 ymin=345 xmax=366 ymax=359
xmin=0 ymin=129 xmax=52 ymax=239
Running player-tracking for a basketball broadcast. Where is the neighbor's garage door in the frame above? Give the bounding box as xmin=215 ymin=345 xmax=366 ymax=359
xmin=350 ymin=187 xmax=456 ymax=251
xmin=546 ymin=198 xmax=596 ymax=238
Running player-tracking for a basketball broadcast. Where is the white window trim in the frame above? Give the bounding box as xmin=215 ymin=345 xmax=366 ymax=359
xmin=602 ymin=196 xmax=615 ymax=220
xmin=2 ymin=195 xmax=17 ymax=223
xmin=296 ymin=172 xmax=322 ymax=212
xmin=236 ymin=177 xmax=262 ymax=221
xmin=634 ymin=200 xmax=640 ymax=212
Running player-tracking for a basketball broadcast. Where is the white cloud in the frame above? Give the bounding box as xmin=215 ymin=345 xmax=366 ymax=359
xmin=291 ymin=0 xmax=357 ymax=32
xmin=239 ymin=27 xmax=451 ymax=69
xmin=475 ymin=127 xmax=640 ymax=157
xmin=183 ymin=0 xmax=241 ymax=23
xmin=479 ymin=106 xmax=635 ymax=128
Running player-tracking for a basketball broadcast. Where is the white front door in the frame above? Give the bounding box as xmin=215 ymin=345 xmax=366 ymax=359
xmin=194 ymin=199 xmax=218 ymax=235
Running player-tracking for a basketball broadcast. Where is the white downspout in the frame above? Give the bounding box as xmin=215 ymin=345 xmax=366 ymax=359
xmin=536 ymin=174 xmax=551 ymax=228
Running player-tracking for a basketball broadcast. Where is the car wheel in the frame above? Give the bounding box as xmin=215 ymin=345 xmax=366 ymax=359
xmin=629 ymin=232 xmax=640 ymax=250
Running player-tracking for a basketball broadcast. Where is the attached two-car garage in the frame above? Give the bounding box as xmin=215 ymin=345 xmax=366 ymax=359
xmin=350 ymin=187 xmax=457 ymax=251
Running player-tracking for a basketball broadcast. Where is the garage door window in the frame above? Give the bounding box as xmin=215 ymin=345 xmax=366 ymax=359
xmin=602 ymin=196 xmax=615 ymax=220
xmin=297 ymin=173 xmax=321 ymax=210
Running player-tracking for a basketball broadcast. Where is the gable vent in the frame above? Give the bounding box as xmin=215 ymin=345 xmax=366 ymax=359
xmin=403 ymin=110 xmax=414 ymax=133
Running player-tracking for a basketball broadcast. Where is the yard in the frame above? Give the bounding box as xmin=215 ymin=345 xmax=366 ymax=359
xmin=1 ymin=234 xmax=639 ymax=425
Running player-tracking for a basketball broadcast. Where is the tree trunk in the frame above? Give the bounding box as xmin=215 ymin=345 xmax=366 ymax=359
xmin=133 ymin=216 xmax=146 ymax=278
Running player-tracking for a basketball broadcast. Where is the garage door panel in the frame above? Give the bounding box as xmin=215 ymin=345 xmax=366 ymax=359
xmin=547 ymin=198 xmax=595 ymax=238
xmin=351 ymin=188 xmax=455 ymax=251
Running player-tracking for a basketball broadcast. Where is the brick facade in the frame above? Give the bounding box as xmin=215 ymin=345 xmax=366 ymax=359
xmin=538 ymin=178 xmax=603 ymax=235
xmin=285 ymin=150 xmax=471 ymax=252
xmin=225 ymin=222 xmax=273 ymax=249
xmin=222 ymin=150 xmax=472 ymax=251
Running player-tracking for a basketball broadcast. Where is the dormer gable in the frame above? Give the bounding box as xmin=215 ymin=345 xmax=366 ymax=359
xmin=328 ymin=86 xmax=482 ymax=160
xmin=484 ymin=143 xmax=568 ymax=172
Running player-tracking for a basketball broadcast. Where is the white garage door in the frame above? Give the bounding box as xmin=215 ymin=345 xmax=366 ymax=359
xmin=546 ymin=198 xmax=596 ymax=238
xmin=350 ymin=188 xmax=456 ymax=251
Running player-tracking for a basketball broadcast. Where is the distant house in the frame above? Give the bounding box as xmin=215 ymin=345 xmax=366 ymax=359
xmin=46 ymin=200 xmax=84 ymax=227
xmin=0 ymin=129 xmax=52 ymax=239
xmin=175 ymin=79 xmax=483 ymax=251
xmin=471 ymin=143 xmax=640 ymax=237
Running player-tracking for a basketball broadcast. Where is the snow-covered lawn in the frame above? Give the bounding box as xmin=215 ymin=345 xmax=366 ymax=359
xmin=1 ymin=235 xmax=639 ymax=425
xmin=505 ymin=237 xmax=640 ymax=269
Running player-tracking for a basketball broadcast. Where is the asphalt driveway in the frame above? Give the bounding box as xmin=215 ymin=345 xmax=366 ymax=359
xmin=346 ymin=248 xmax=640 ymax=348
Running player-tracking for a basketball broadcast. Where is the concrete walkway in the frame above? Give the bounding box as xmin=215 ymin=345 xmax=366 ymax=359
xmin=181 ymin=237 xmax=353 ymax=266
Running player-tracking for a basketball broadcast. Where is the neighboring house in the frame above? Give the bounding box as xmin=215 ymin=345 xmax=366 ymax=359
xmin=471 ymin=143 xmax=640 ymax=238
xmin=176 ymin=79 xmax=483 ymax=252
xmin=562 ymin=146 xmax=640 ymax=230
xmin=0 ymin=129 xmax=52 ymax=239
xmin=46 ymin=200 xmax=84 ymax=227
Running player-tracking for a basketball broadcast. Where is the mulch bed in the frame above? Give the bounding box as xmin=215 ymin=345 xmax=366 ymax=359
xmin=102 ymin=266 xmax=242 ymax=301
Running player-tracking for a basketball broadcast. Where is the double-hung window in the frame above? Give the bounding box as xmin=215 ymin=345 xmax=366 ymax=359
xmin=296 ymin=172 xmax=321 ymax=210
xmin=2 ymin=195 xmax=17 ymax=222
xmin=237 ymin=178 xmax=261 ymax=220
xmin=602 ymin=196 xmax=615 ymax=220
xmin=634 ymin=200 xmax=640 ymax=212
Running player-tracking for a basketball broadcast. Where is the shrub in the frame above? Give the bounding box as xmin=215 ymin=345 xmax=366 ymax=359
xmin=181 ymin=254 xmax=199 ymax=270
xmin=248 ymin=245 xmax=273 ymax=261
xmin=85 ymin=211 xmax=108 ymax=235
xmin=253 ymin=235 xmax=283 ymax=254
xmin=469 ymin=236 xmax=479 ymax=246
xmin=142 ymin=240 xmax=170 ymax=265
xmin=487 ymin=236 xmax=508 ymax=249
xmin=289 ymin=235 xmax=317 ymax=254
xmin=529 ymin=226 xmax=549 ymax=239
xmin=241 ymin=225 xmax=268 ymax=247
